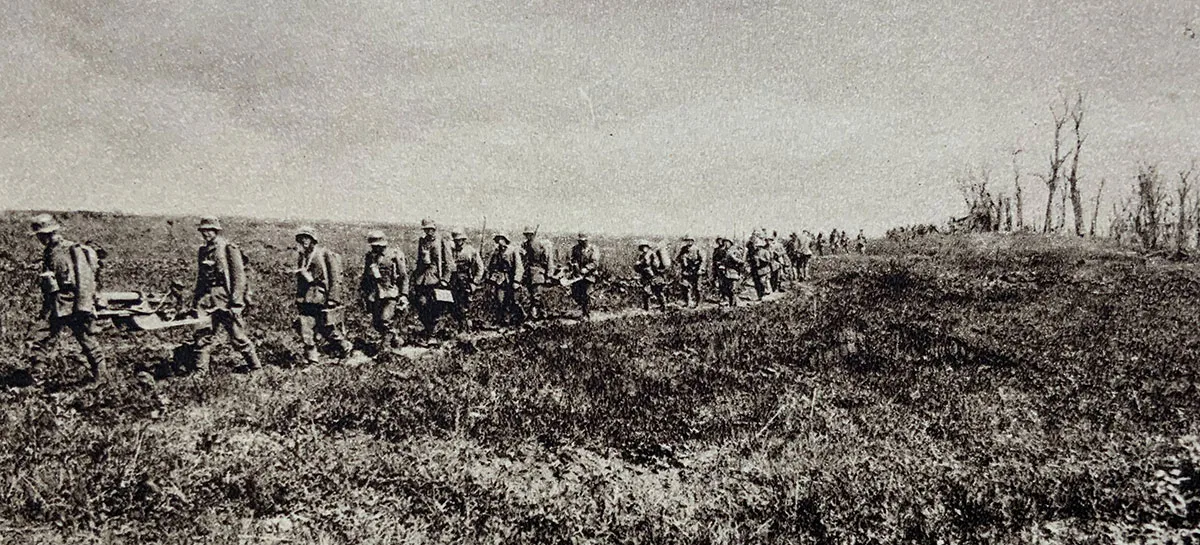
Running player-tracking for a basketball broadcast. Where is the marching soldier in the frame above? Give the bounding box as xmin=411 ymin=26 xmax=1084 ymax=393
xmin=676 ymin=235 xmax=706 ymax=308
xmin=520 ymin=226 xmax=554 ymax=320
xmin=713 ymin=237 xmax=745 ymax=307
xmin=191 ymin=216 xmax=261 ymax=373
xmin=788 ymin=231 xmax=814 ymax=281
xmin=413 ymin=219 xmax=453 ymax=342
xmin=815 ymin=232 xmax=826 ymax=256
xmin=486 ymin=233 xmax=524 ymax=326
xmin=27 ymin=213 xmax=107 ymax=383
xmin=358 ymin=230 xmax=408 ymax=352
xmin=634 ymin=240 xmax=668 ymax=312
xmin=855 ymin=230 xmax=867 ymax=255
xmin=449 ymin=229 xmax=485 ymax=330
xmin=768 ymin=232 xmax=789 ymax=293
xmin=749 ymin=237 xmax=773 ymax=300
xmin=294 ymin=226 xmax=354 ymax=364
xmin=568 ymin=233 xmax=600 ymax=319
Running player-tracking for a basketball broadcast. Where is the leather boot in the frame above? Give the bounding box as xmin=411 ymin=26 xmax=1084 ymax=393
xmin=241 ymin=347 xmax=262 ymax=370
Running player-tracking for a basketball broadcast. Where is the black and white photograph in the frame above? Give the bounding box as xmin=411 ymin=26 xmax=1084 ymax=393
xmin=3 ymin=1 xmax=1200 ymax=543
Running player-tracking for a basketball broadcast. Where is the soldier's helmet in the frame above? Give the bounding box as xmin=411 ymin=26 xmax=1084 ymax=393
xmin=577 ymin=233 xmax=588 ymax=241
xmin=636 ymin=239 xmax=652 ymax=249
xmin=29 ymin=213 xmax=61 ymax=235
xmin=367 ymin=230 xmax=388 ymax=246
xmin=197 ymin=216 xmax=223 ymax=232
xmin=522 ymin=225 xmax=536 ymax=235
xmin=492 ymin=233 xmax=510 ymax=244
xmin=295 ymin=226 xmax=319 ymax=243
xmin=420 ymin=218 xmax=437 ymax=230
xmin=451 ymin=230 xmax=467 ymax=241
xmin=681 ymin=234 xmax=695 ymax=242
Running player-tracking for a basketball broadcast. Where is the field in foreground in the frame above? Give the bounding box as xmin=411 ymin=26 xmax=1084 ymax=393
xmin=3 ymin=213 xmax=1200 ymax=543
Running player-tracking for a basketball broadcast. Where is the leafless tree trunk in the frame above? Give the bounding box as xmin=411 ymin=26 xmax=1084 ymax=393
xmin=1067 ymin=93 xmax=1087 ymax=237
xmin=1089 ymin=177 xmax=1106 ymax=237
xmin=1004 ymin=198 xmax=1013 ymax=231
xmin=1011 ymin=148 xmax=1024 ymax=230
xmin=1178 ymin=162 xmax=1196 ymax=253
xmin=1134 ymin=162 xmax=1167 ymax=249
xmin=1042 ymin=102 xmax=1070 ymax=233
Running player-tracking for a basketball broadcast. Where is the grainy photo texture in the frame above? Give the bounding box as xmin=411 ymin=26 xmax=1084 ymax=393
xmin=3 ymin=1 xmax=1200 ymax=543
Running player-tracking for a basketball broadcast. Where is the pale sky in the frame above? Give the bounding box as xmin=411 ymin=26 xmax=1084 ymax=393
xmin=2 ymin=0 xmax=1198 ymax=236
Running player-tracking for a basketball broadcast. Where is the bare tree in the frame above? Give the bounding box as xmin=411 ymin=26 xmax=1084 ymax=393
xmin=1067 ymin=93 xmax=1087 ymax=236
xmin=1133 ymin=162 xmax=1168 ymax=249
xmin=1040 ymin=100 xmax=1071 ymax=233
xmin=1011 ymin=148 xmax=1024 ymax=230
xmin=1089 ymin=177 xmax=1106 ymax=237
xmin=1178 ymin=162 xmax=1196 ymax=253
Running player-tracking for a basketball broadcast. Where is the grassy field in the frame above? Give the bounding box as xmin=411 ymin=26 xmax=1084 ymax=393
xmin=2 ymin=212 xmax=1199 ymax=544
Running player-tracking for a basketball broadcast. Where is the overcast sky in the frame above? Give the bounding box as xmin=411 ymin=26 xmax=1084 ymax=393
xmin=2 ymin=0 xmax=1198 ymax=236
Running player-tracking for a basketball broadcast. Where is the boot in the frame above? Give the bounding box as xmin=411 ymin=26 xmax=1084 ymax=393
xmin=192 ymin=346 xmax=212 ymax=375
xmin=304 ymin=347 xmax=321 ymax=365
xmin=241 ymin=347 xmax=262 ymax=370
xmin=87 ymin=352 xmax=108 ymax=383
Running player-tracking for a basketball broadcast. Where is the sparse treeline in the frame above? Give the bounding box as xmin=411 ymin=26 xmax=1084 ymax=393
xmin=948 ymin=92 xmax=1197 ymax=252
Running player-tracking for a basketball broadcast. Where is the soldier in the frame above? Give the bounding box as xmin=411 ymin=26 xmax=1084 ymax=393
xmin=788 ymin=231 xmax=814 ymax=281
xmin=855 ymin=229 xmax=867 ymax=255
xmin=486 ymin=233 xmax=524 ymax=326
xmin=294 ymin=226 xmax=354 ymax=364
xmin=634 ymin=240 xmax=668 ymax=311
xmin=749 ymin=237 xmax=773 ymax=300
xmin=413 ymin=219 xmax=453 ymax=342
xmin=449 ymin=229 xmax=485 ymax=330
xmin=567 ymin=233 xmax=600 ymax=319
xmin=676 ymin=234 xmax=706 ymax=308
xmin=768 ymin=232 xmax=789 ymax=293
xmin=815 ymin=232 xmax=826 ymax=256
xmin=713 ymin=237 xmax=745 ymax=307
xmin=190 ymin=216 xmax=261 ymax=373
xmin=27 ymin=213 xmax=107 ymax=383
xmin=358 ymin=230 xmax=408 ymax=353
xmin=520 ymin=226 xmax=554 ymax=320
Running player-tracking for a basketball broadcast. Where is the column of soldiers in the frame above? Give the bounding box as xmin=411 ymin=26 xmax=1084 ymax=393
xmin=22 ymin=213 xmax=849 ymax=383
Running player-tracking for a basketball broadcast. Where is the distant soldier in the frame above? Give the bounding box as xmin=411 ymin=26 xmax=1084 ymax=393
xmin=449 ymin=229 xmax=485 ymax=330
xmin=358 ymin=230 xmax=408 ymax=352
xmin=294 ymin=226 xmax=353 ymax=364
xmin=748 ymin=238 xmax=773 ymax=300
xmin=855 ymin=230 xmax=867 ymax=255
xmin=27 ymin=213 xmax=107 ymax=382
xmin=567 ymin=233 xmax=600 ymax=319
xmin=788 ymin=231 xmax=814 ymax=281
xmin=768 ymin=232 xmax=788 ymax=293
xmin=828 ymin=229 xmax=840 ymax=254
xmin=191 ymin=216 xmax=261 ymax=373
xmin=676 ymin=235 xmax=706 ymax=308
xmin=713 ymin=238 xmax=745 ymax=307
xmin=413 ymin=219 xmax=453 ymax=341
xmin=520 ymin=226 xmax=554 ymax=320
xmin=486 ymin=233 xmax=524 ymax=326
xmin=634 ymin=240 xmax=668 ymax=311
xmin=815 ymin=232 xmax=826 ymax=256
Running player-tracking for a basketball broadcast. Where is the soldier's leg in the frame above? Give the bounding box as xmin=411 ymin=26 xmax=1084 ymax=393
xmin=454 ymin=290 xmax=473 ymax=330
xmin=28 ymin=318 xmax=63 ymax=376
xmin=317 ymin=310 xmax=353 ymax=357
xmin=297 ymin=305 xmax=320 ymax=363
xmin=654 ymin=284 xmax=667 ymax=311
xmin=191 ymin=314 xmax=219 ymax=373
xmin=224 ymin=311 xmax=260 ymax=370
xmin=572 ymin=281 xmax=591 ymax=318
xmin=526 ymin=282 xmax=541 ymax=320
xmin=67 ymin=315 xmax=106 ymax=381
xmin=373 ymin=298 xmax=400 ymax=349
xmin=641 ymin=283 xmax=651 ymax=311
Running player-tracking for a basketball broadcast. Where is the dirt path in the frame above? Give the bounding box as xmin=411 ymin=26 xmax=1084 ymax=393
xmin=391 ymin=283 xmax=817 ymax=360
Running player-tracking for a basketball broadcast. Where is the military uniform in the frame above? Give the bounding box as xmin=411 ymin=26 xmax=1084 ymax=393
xmin=787 ymin=233 xmax=814 ymax=281
xmin=713 ymin=239 xmax=744 ymax=307
xmin=27 ymin=214 xmax=107 ymax=381
xmin=486 ymin=235 xmax=524 ymax=326
xmin=294 ymin=227 xmax=353 ymax=363
xmin=449 ymin=232 xmax=485 ymax=329
xmin=634 ymin=242 xmax=668 ymax=311
xmin=520 ymin=229 xmax=554 ymax=320
xmin=568 ymin=234 xmax=600 ymax=319
xmin=749 ymin=240 xmax=773 ymax=300
xmin=676 ymin=237 xmax=706 ymax=308
xmin=359 ymin=231 xmax=408 ymax=351
xmin=191 ymin=217 xmax=261 ymax=372
xmin=413 ymin=220 xmax=454 ymax=338
xmin=769 ymin=237 xmax=789 ymax=292
xmin=855 ymin=231 xmax=867 ymax=255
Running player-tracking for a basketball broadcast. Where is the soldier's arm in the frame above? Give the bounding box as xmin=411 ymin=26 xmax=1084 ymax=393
xmin=192 ymin=247 xmax=205 ymax=305
xmin=544 ymin=241 xmax=555 ymax=270
xmin=227 ymin=244 xmax=248 ymax=310
xmin=471 ymin=250 xmax=485 ymax=285
xmin=325 ymin=251 xmax=343 ymax=305
xmin=396 ymin=252 xmax=410 ymax=296
xmin=512 ymin=250 xmax=524 ymax=283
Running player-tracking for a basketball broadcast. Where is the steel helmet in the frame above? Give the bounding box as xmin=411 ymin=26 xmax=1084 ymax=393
xmin=295 ymin=226 xmax=319 ymax=242
xmin=29 ymin=213 xmax=60 ymax=235
xmin=366 ymin=230 xmax=387 ymax=246
xmin=197 ymin=216 xmax=223 ymax=232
